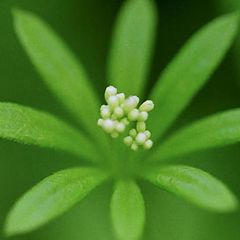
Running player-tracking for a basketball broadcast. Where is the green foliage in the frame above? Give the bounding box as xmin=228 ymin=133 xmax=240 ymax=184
xmin=143 ymin=165 xmax=238 ymax=212
xmin=5 ymin=168 xmax=108 ymax=236
xmin=108 ymin=0 xmax=157 ymax=97
xmin=2 ymin=1 xmax=240 ymax=239
xmin=0 ymin=103 xmax=98 ymax=161
xmin=151 ymin=109 xmax=240 ymax=161
xmin=111 ymin=180 xmax=145 ymax=240
xmin=13 ymin=8 xmax=109 ymax=150
xmin=149 ymin=13 xmax=239 ymax=139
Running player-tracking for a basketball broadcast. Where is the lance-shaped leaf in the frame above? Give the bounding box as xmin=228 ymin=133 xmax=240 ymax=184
xmin=13 ymin=9 xmax=105 ymax=144
xmin=143 ymin=165 xmax=238 ymax=212
xmin=151 ymin=109 xmax=240 ymax=162
xmin=5 ymin=167 xmax=108 ymax=236
xmin=111 ymin=180 xmax=145 ymax=240
xmin=108 ymin=0 xmax=157 ymax=96
xmin=149 ymin=13 xmax=239 ymax=139
xmin=0 ymin=102 xmax=98 ymax=162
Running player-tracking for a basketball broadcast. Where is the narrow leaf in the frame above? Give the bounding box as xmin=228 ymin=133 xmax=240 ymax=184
xmin=13 ymin=9 xmax=102 ymax=141
xmin=151 ymin=109 xmax=240 ymax=162
xmin=5 ymin=167 xmax=108 ymax=236
xmin=108 ymin=0 xmax=157 ymax=96
xmin=149 ymin=13 xmax=239 ymax=139
xmin=0 ymin=102 xmax=99 ymax=162
xmin=111 ymin=180 xmax=145 ymax=240
xmin=143 ymin=165 xmax=238 ymax=212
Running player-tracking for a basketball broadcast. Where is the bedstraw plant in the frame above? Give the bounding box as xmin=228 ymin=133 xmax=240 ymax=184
xmin=1 ymin=0 xmax=240 ymax=239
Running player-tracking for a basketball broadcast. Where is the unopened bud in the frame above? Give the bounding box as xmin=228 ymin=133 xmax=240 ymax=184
xmin=128 ymin=109 xmax=139 ymax=121
xmin=136 ymin=121 xmax=146 ymax=132
xmin=124 ymin=136 xmax=133 ymax=146
xmin=144 ymin=139 xmax=153 ymax=149
xmin=139 ymin=100 xmax=154 ymax=112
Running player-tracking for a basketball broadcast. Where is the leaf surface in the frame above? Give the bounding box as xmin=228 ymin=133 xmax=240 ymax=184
xmin=5 ymin=167 xmax=108 ymax=236
xmin=0 ymin=102 xmax=98 ymax=161
xmin=143 ymin=165 xmax=238 ymax=212
xmin=151 ymin=109 xmax=240 ymax=161
xmin=149 ymin=13 xmax=239 ymax=139
xmin=111 ymin=180 xmax=145 ymax=240
xmin=108 ymin=0 xmax=157 ymax=96
xmin=13 ymin=9 xmax=106 ymax=145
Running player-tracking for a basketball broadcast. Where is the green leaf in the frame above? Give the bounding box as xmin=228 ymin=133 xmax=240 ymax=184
xmin=111 ymin=180 xmax=145 ymax=240
xmin=0 ymin=102 xmax=99 ymax=162
xmin=13 ymin=8 xmax=103 ymax=141
xmin=143 ymin=165 xmax=238 ymax=212
xmin=5 ymin=167 xmax=108 ymax=236
xmin=151 ymin=109 xmax=240 ymax=162
xmin=149 ymin=13 xmax=239 ymax=139
xmin=108 ymin=0 xmax=157 ymax=96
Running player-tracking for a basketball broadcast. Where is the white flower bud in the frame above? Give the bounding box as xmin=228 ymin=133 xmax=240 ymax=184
xmin=115 ymin=122 xmax=126 ymax=133
xmin=114 ymin=106 xmax=124 ymax=118
xmin=139 ymin=100 xmax=154 ymax=112
xmin=144 ymin=139 xmax=153 ymax=149
xmin=107 ymin=96 xmax=119 ymax=108
xmin=135 ymin=132 xmax=147 ymax=145
xmin=144 ymin=130 xmax=151 ymax=139
xmin=138 ymin=111 xmax=148 ymax=121
xmin=122 ymin=96 xmax=139 ymax=112
xmin=124 ymin=136 xmax=133 ymax=146
xmin=116 ymin=93 xmax=125 ymax=103
xmin=105 ymin=86 xmax=117 ymax=100
xmin=128 ymin=109 xmax=139 ymax=121
xmin=101 ymin=106 xmax=111 ymax=119
xmin=102 ymin=119 xmax=115 ymax=133
xmin=129 ymin=129 xmax=137 ymax=137
xmin=136 ymin=121 xmax=146 ymax=132
xmin=131 ymin=143 xmax=139 ymax=151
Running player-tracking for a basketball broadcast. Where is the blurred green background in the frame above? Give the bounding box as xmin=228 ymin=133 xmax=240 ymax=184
xmin=1 ymin=0 xmax=240 ymax=239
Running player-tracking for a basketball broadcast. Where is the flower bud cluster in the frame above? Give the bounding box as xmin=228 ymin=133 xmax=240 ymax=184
xmin=98 ymin=86 xmax=154 ymax=151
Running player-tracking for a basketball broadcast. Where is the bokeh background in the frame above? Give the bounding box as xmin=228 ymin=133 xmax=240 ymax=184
xmin=1 ymin=0 xmax=240 ymax=239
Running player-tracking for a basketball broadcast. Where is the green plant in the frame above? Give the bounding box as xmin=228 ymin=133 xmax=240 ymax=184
xmin=2 ymin=0 xmax=240 ymax=239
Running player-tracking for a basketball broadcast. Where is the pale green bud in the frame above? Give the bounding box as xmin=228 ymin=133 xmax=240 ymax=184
xmin=139 ymin=100 xmax=154 ymax=112
xmin=135 ymin=132 xmax=147 ymax=145
xmin=144 ymin=139 xmax=153 ymax=149
xmin=121 ymin=118 xmax=129 ymax=125
xmin=116 ymin=93 xmax=125 ymax=103
xmin=114 ymin=106 xmax=124 ymax=118
xmin=138 ymin=111 xmax=148 ymax=121
xmin=144 ymin=130 xmax=151 ymax=139
xmin=129 ymin=129 xmax=137 ymax=137
xmin=100 ymin=106 xmax=111 ymax=119
xmin=131 ymin=143 xmax=139 ymax=151
xmin=107 ymin=96 xmax=119 ymax=108
xmin=97 ymin=118 xmax=104 ymax=126
xmin=115 ymin=122 xmax=126 ymax=133
xmin=105 ymin=86 xmax=117 ymax=100
xmin=124 ymin=136 xmax=133 ymax=146
xmin=128 ymin=109 xmax=139 ymax=121
xmin=136 ymin=121 xmax=146 ymax=132
xmin=102 ymin=119 xmax=115 ymax=133
xmin=122 ymin=96 xmax=139 ymax=112
xmin=111 ymin=132 xmax=119 ymax=138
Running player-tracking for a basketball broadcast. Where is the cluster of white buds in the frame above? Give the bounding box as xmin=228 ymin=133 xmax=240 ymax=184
xmin=97 ymin=86 xmax=154 ymax=151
